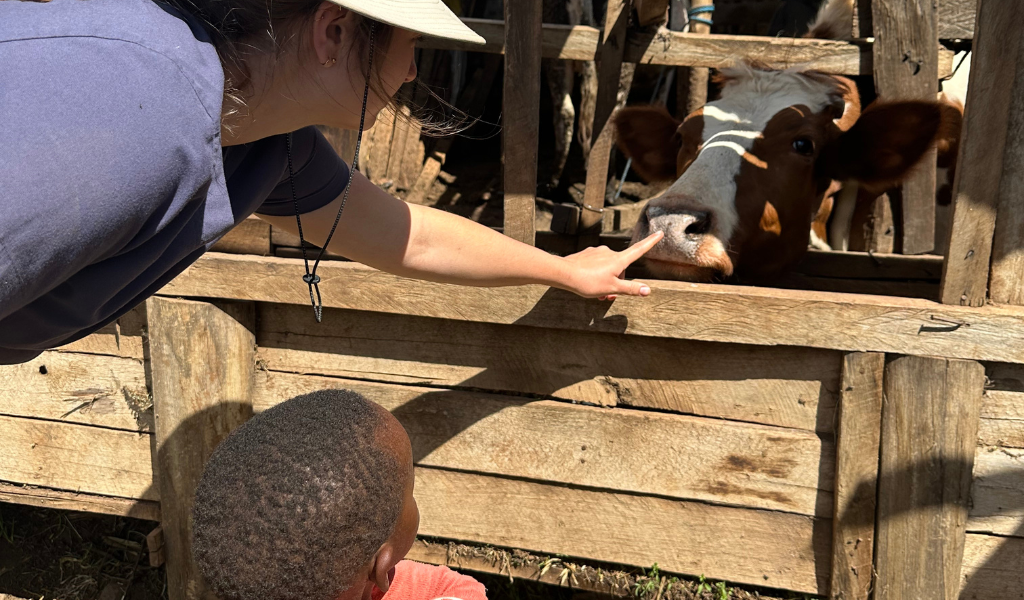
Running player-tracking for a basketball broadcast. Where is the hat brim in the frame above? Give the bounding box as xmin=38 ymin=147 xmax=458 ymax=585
xmin=329 ymin=0 xmax=487 ymax=45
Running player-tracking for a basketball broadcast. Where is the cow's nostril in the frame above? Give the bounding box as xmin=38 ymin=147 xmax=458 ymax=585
xmin=685 ymin=212 xmax=712 ymax=236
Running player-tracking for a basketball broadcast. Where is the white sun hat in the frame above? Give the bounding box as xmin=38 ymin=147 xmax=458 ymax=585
xmin=329 ymin=0 xmax=486 ymax=45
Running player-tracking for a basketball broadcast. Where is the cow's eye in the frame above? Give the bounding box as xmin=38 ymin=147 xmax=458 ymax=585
xmin=792 ymin=137 xmax=815 ymax=156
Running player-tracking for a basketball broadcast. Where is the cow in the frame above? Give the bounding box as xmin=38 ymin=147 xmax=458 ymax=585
xmin=612 ymin=0 xmax=960 ymax=283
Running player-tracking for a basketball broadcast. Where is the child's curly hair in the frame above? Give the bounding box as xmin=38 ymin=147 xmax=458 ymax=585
xmin=192 ymin=389 xmax=405 ymax=600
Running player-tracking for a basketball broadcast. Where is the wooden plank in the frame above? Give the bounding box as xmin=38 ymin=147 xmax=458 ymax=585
xmin=635 ymin=0 xmax=669 ymax=27
xmin=210 ymin=216 xmax=271 ymax=256
xmin=940 ymin=0 xmax=1024 ymax=306
xmin=147 ymin=298 xmax=256 ymax=600
xmin=501 ymin=0 xmax=541 ymax=245
xmin=57 ymin=305 xmax=146 ymax=360
xmin=867 ymin=194 xmax=896 ymax=254
xmin=875 ymin=356 xmax=985 ymax=600
xmin=793 ymin=250 xmax=943 ymax=281
xmin=967 ymin=446 xmax=1024 ymax=537
xmin=255 ymin=302 xmax=840 ymax=431
xmin=769 ymin=273 xmax=938 ymax=301
xmin=414 ymin=468 xmax=830 ymax=595
xmin=960 ymin=533 xmax=1024 ymax=598
xmin=601 ymin=199 xmax=649 ymax=233
xmin=579 ymin=0 xmax=640 ymax=248
xmin=979 ymin=364 xmax=1024 ymax=448
xmin=872 ymin=0 xmax=938 ymax=254
xmin=986 ymin=36 xmax=1024 ymax=305
xmin=163 ymin=253 xmax=1024 ymax=363
xmin=0 ymin=415 xmax=154 ymax=500
xmin=938 ymin=0 xmax=976 ymax=39
xmin=415 ymin=19 xmax=953 ymax=77
xmin=0 ymin=351 xmax=149 ymax=432
xmin=254 ymin=371 xmax=834 ymax=517
xmin=831 ymin=353 xmax=884 ymax=600
xmin=0 ymin=481 xmax=159 ymax=521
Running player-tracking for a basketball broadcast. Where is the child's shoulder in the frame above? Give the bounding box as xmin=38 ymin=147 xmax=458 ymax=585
xmin=390 ymin=560 xmax=487 ymax=600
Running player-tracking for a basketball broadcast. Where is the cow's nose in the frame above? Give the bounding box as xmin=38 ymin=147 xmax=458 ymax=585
xmin=646 ymin=206 xmax=712 ymax=240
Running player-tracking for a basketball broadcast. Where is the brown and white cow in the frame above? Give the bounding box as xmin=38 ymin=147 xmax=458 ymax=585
xmin=613 ymin=6 xmax=959 ymax=282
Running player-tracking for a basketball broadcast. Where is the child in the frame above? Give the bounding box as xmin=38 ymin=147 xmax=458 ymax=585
xmin=192 ymin=389 xmax=487 ymax=600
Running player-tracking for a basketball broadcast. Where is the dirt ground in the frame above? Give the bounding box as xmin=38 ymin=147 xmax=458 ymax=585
xmin=0 ymin=503 xmax=818 ymax=600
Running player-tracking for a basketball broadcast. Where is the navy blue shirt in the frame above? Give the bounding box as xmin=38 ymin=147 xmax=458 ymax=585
xmin=0 ymin=0 xmax=351 ymax=363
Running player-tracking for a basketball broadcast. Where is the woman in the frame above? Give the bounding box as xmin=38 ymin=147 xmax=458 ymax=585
xmin=0 ymin=0 xmax=662 ymax=365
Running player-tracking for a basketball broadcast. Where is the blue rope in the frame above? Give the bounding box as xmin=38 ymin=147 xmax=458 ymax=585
xmin=688 ymin=4 xmax=714 ymax=27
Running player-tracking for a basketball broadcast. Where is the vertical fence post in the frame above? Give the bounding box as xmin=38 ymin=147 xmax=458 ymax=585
xmin=831 ymin=353 xmax=885 ymax=600
xmin=871 ymin=0 xmax=938 ymax=254
xmin=147 ymin=298 xmax=256 ymax=600
xmin=502 ymin=0 xmax=542 ymax=246
xmin=940 ymin=0 xmax=1023 ymax=306
xmin=874 ymin=355 xmax=984 ymax=600
xmin=578 ymin=0 xmax=632 ymax=250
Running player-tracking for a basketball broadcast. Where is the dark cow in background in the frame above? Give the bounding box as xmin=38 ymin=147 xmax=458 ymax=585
xmin=613 ymin=0 xmax=960 ymax=283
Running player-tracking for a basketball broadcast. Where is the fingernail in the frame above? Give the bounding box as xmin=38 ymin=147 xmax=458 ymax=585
xmin=640 ymin=286 xmax=650 ymax=296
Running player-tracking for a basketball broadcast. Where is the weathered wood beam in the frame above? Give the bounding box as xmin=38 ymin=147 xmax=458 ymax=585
xmin=875 ymin=356 xmax=984 ymax=600
xmin=830 ymin=353 xmax=885 ymax=600
xmin=147 ymin=298 xmax=256 ymax=600
xmin=501 ymin=0 xmax=541 ymax=245
xmin=940 ymin=0 xmax=1023 ymax=306
xmin=418 ymin=19 xmax=954 ymax=76
xmin=162 ymin=253 xmax=1024 ymax=363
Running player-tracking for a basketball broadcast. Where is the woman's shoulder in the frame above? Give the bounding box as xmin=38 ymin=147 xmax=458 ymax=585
xmin=0 ymin=0 xmax=224 ymax=122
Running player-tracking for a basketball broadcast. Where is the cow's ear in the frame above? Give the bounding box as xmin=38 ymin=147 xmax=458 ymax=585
xmin=613 ymin=106 xmax=682 ymax=182
xmin=822 ymin=100 xmax=961 ymax=185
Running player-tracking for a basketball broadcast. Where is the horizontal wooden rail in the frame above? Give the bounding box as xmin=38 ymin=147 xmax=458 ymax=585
xmin=161 ymin=253 xmax=1024 ymax=363
xmin=417 ymin=18 xmax=955 ymax=77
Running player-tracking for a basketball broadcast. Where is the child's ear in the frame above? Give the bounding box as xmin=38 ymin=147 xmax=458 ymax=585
xmin=370 ymin=546 xmax=396 ymax=593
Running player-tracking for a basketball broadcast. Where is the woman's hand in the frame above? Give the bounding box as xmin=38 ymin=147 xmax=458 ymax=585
xmin=560 ymin=231 xmax=664 ymax=300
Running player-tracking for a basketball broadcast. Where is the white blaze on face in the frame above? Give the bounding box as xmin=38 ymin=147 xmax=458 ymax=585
xmin=658 ymin=68 xmax=840 ymax=244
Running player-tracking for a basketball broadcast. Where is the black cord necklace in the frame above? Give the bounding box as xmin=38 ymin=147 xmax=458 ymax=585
xmin=285 ymin=22 xmax=376 ymax=323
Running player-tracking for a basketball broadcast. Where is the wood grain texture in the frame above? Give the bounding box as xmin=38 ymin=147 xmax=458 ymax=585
xmin=0 ymin=415 xmax=154 ymax=500
xmin=938 ymin=0 xmax=976 ymax=39
xmin=501 ymin=0 xmax=541 ymax=245
xmin=940 ymin=0 xmax=1024 ymax=306
xmin=255 ymin=302 xmax=841 ymax=431
xmin=875 ymin=356 xmax=985 ymax=600
xmin=163 ymin=253 xmax=1024 ymax=363
xmin=254 ymin=371 xmax=834 ymax=517
xmin=210 ymin=216 xmax=271 ymax=256
xmin=147 ymin=298 xmax=256 ymax=600
xmin=960 ymin=533 xmax=1024 ymax=598
xmin=872 ymin=0 xmax=938 ymax=254
xmin=0 ymin=351 xmax=149 ymax=432
xmin=416 ymin=19 xmax=955 ymax=77
xmin=414 ymin=468 xmax=831 ymax=594
xmin=0 ymin=481 xmax=159 ymax=522
xmin=967 ymin=447 xmax=1024 ymax=537
xmin=831 ymin=353 xmax=884 ymax=600
xmin=986 ymin=28 xmax=1024 ymax=305
xmin=579 ymin=0 xmax=631 ymax=247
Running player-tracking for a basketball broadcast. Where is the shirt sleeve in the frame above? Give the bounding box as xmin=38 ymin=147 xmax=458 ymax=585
xmin=386 ymin=561 xmax=488 ymax=600
xmin=254 ymin=126 xmax=352 ymax=217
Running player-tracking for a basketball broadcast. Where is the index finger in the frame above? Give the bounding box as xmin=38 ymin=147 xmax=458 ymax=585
xmin=620 ymin=231 xmax=664 ymax=263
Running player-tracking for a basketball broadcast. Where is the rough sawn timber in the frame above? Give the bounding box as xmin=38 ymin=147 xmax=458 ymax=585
xmin=162 ymin=253 xmax=1024 ymax=363
xmin=253 ymin=371 xmax=834 ymax=517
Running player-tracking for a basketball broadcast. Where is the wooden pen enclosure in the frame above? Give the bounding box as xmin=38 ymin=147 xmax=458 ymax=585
xmin=2 ymin=1 xmax=1022 ymax=599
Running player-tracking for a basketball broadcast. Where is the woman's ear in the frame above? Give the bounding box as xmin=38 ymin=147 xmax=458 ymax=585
xmin=311 ymin=4 xmax=356 ymax=67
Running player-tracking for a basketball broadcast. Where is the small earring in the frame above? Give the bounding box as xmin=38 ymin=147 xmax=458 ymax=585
xmin=322 ymin=56 xmax=336 ymax=67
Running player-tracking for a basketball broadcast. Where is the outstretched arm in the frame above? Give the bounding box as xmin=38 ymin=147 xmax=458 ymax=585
xmin=258 ymin=171 xmax=661 ymax=298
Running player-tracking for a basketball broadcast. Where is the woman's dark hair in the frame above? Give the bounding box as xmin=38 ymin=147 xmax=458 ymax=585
xmin=160 ymin=0 xmax=396 ymax=126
